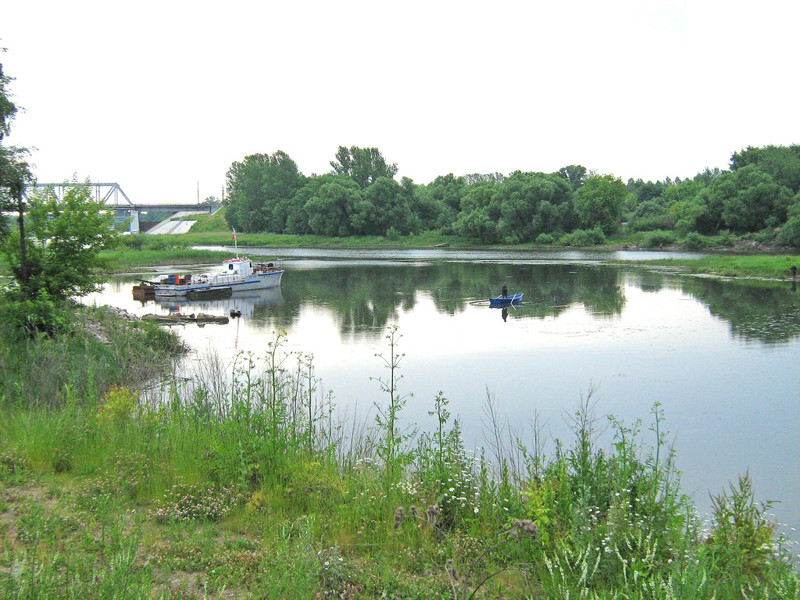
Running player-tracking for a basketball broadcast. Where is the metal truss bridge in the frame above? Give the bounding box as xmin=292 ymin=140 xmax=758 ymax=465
xmin=25 ymin=183 xmax=222 ymax=233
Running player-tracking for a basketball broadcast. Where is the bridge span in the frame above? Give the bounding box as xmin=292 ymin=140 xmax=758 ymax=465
xmin=26 ymin=182 xmax=222 ymax=233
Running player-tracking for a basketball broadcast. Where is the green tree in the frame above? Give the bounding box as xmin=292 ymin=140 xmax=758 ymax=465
xmin=302 ymin=175 xmax=362 ymax=237
xmin=0 ymin=59 xmax=16 ymax=141
xmin=730 ymin=145 xmax=800 ymax=193
xmin=777 ymin=197 xmax=800 ymax=247
xmin=330 ymin=146 xmax=398 ymax=189
xmin=0 ymin=57 xmax=34 ymax=282
xmin=495 ymin=171 xmax=573 ymax=241
xmin=352 ymin=176 xmax=412 ymax=236
xmin=556 ymin=164 xmax=588 ymax=191
xmin=398 ymin=176 xmax=426 ymax=233
xmin=3 ymin=181 xmax=118 ymax=301
xmin=425 ymin=173 xmax=466 ymax=232
xmin=710 ymin=165 xmax=793 ymax=233
xmin=453 ymin=205 xmax=501 ymax=242
xmin=225 ymin=151 xmax=303 ymax=233
xmin=575 ymin=174 xmax=628 ymax=234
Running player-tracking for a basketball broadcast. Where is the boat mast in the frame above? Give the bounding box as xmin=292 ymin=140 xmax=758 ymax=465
xmin=232 ymin=229 xmax=239 ymax=258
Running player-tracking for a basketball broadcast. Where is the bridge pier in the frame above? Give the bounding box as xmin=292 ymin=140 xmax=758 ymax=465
xmin=128 ymin=210 xmax=140 ymax=234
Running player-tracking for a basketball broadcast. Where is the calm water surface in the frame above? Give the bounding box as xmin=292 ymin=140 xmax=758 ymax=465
xmin=87 ymin=248 xmax=800 ymax=538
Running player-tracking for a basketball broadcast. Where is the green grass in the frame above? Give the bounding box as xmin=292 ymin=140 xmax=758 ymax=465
xmin=0 ymin=318 xmax=798 ymax=599
xmin=644 ymin=254 xmax=800 ymax=279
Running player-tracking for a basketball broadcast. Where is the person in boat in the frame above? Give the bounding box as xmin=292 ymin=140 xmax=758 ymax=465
xmin=501 ymin=283 xmax=508 ymax=298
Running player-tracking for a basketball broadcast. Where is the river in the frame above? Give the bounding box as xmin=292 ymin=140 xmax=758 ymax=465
xmin=85 ymin=247 xmax=800 ymax=543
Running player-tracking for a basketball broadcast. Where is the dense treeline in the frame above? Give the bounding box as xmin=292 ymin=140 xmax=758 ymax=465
xmin=224 ymin=144 xmax=800 ymax=248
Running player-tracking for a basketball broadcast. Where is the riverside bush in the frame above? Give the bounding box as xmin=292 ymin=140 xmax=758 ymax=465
xmin=681 ymin=231 xmax=707 ymax=249
xmin=640 ymin=230 xmax=676 ymax=248
xmin=559 ymin=227 xmax=606 ymax=246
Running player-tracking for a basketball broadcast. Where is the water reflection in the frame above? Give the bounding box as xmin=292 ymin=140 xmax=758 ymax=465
xmin=155 ymin=287 xmax=284 ymax=320
xmin=678 ymin=277 xmax=800 ymax=345
xmin=104 ymin=259 xmax=800 ymax=346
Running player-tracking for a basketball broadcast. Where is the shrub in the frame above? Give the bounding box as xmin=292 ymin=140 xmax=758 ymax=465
xmin=535 ymin=232 xmax=556 ymax=245
xmin=631 ymin=214 xmax=674 ymax=232
xmin=640 ymin=230 xmax=676 ymax=248
xmin=777 ymin=215 xmax=800 ymax=247
xmin=95 ymin=386 xmax=139 ymax=429
xmin=753 ymin=227 xmax=777 ymax=244
xmin=0 ymin=289 xmax=72 ymax=338
xmin=716 ymin=230 xmax=735 ymax=247
xmin=558 ymin=227 xmax=606 ymax=247
xmin=705 ymin=473 xmax=776 ymax=577
xmin=681 ymin=231 xmax=706 ymax=249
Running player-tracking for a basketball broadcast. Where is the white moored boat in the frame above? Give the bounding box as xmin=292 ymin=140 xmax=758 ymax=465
xmin=153 ymin=257 xmax=283 ymax=298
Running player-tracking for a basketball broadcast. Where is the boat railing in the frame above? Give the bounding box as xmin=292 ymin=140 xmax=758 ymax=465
xmin=254 ymin=260 xmax=282 ymax=273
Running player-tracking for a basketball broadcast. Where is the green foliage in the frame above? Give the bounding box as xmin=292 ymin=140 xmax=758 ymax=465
xmin=640 ymin=230 xmax=676 ymax=248
xmin=0 ymin=288 xmax=71 ymax=337
xmin=681 ymin=231 xmax=707 ymax=249
xmin=0 ymin=180 xmax=118 ymax=336
xmin=558 ymin=227 xmax=606 ymax=246
xmin=557 ymin=164 xmax=588 ymax=191
xmin=95 ymin=385 xmax=139 ymax=430
xmin=536 ymin=232 xmax=557 ymax=245
xmin=1 ymin=61 xmax=34 ymax=233
xmin=304 ymin=175 xmax=362 ymax=237
xmin=0 ymin=304 xmax=182 ymax=408
xmin=372 ymin=325 xmax=415 ymax=481
xmin=213 ymin=143 xmax=800 ymax=249
xmin=630 ymin=215 xmax=672 ymax=233
xmin=575 ymin=174 xmax=628 ymax=234
xmin=706 ymin=473 xmax=777 ymax=576
xmin=330 ymin=145 xmax=398 ymax=188
xmin=13 ymin=181 xmax=118 ymax=299
xmin=415 ymin=393 xmax=479 ymax=530
xmin=224 ymin=150 xmax=304 ymax=233
xmin=712 ymin=165 xmax=794 ymax=232
xmin=731 ymin=144 xmax=800 ymax=193
xmin=777 ymin=204 xmax=800 ymax=247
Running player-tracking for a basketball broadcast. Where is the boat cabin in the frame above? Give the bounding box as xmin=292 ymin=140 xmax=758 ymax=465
xmin=223 ymin=257 xmax=255 ymax=277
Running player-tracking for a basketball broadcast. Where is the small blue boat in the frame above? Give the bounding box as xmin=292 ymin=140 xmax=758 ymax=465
xmin=489 ymin=293 xmax=523 ymax=307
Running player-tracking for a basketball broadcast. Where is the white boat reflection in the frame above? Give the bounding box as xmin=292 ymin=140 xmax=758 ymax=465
xmin=157 ymin=286 xmax=284 ymax=318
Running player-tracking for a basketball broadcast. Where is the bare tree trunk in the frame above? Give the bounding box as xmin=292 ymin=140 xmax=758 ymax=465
xmin=15 ymin=188 xmax=27 ymax=284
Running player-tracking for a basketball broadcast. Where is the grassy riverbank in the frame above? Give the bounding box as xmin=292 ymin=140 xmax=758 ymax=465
xmin=0 ymin=312 xmax=798 ymax=599
xmin=641 ymin=254 xmax=799 ymax=280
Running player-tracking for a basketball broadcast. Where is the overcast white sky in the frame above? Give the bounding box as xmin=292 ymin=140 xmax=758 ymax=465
xmin=2 ymin=0 xmax=799 ymax=205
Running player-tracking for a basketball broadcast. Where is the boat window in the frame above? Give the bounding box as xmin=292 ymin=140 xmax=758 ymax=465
xmin=228 ymin=264 xmax=234 ymax=271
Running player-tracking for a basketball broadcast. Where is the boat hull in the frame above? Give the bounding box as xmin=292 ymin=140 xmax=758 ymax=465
xmin=489 ymin=293 xmax=523 ymax=307
xmin=154 ymin=270 xmax=283 ymax=298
